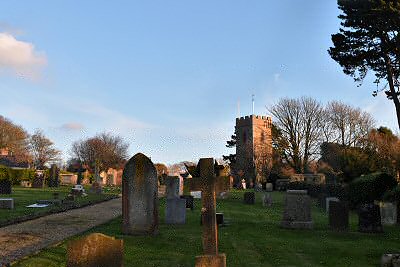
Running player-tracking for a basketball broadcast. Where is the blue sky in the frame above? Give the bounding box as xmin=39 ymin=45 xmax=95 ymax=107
xmin=0 ymin=1 xmax=397 ymax=164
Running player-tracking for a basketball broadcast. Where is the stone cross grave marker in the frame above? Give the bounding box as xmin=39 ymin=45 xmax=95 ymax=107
xmin=66 ymin=233 xmax=123 ymax=267
xmin=194 ymin=158 xmax=226 ymax=267
xmin=122 ymin=153 xmax=158 ymax=235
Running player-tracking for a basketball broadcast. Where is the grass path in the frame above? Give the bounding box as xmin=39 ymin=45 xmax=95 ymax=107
xmin=0 ymin=197 xmax=121 ymax=266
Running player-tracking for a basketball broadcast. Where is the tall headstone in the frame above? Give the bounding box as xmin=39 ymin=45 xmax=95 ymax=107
xmin=262 ymin=192 xmax=272 ymax=207
xmin=48 ymin=164 xmax=59 ymax=187
xmin=66 ymin=233 xmax=123 ymax=267
xmin=165 ymin=176 xmax=186 ymax=224
xmin=281 ymin=190 xmax=313 ymax=229
xmin=329 ymin=201 xmax=349 ymax=231
xmin=358 ymin=203 xmax=383 ymax=233
xmin=122 ymin=153 xmax=158 ymax=235
xmin=195 ymin=158 xmax=226 ymax=267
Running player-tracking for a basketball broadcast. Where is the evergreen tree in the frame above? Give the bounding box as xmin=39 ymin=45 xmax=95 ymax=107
xmin=329 ymin=0 xmax=400 ymax=129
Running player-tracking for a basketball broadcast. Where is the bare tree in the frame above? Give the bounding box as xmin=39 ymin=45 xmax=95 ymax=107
xmin=0 ymin=115 xmax=31 ymax=162
xmin=325 ymin=101 xmax=375 ymax=147
xmin=71 ymin=132 xmax=129 ymax=176
xmin=29 ymin=129 xmax=61 ymax=169
xmin=269 ymin=97 xmax=323 ymax=173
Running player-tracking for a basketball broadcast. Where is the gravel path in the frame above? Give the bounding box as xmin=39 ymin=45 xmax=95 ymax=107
xmin=0 ymin=197 xmax=122 ymax=265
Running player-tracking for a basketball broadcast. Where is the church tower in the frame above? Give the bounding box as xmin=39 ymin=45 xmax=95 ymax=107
xmin=235 ymin=115 xmax=272 ymax=184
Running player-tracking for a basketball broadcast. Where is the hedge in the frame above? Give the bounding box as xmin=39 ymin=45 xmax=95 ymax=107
xmin=0 ymin=165 xmax=36 ymax=185
xmin=348 ymin=172 xmax=397 ymax=208
xmin=287 ymin=181 xmax=347 ymax=200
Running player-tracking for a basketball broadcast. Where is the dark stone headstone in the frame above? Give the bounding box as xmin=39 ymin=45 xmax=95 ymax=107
xmin=66 ymin=233 xmax=123 ymax=267
xmin=180 ymin=195 xmax=194 ymax=210
xmin=0 ymin=179 xmax=12 ymax=194
xmin=243 ymin=192 xmax=255 ymax=205
xmin=329 ymin=201 xmax=349 ymax=231
xmin=122 ymin=153 xmax=158 ymax=235
xmin=48 ymin=164 xmax=59 ymax=187
xmin=358 ymin=203 xmax=383 ymax=233
xmin=32 ymin=175 xmax=44 ymax=188
xmin=281 ymin=190 xmax=313 ymax=229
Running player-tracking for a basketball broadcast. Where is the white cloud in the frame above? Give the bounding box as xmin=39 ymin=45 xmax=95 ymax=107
xmin=0 ymin=32 xmax=47 ymax=79
xmin=60 ymin=122 xmax=85 ymax=131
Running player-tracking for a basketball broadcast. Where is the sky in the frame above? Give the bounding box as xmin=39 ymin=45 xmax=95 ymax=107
xmin=0 ymin=1 xmax=398 ymax=165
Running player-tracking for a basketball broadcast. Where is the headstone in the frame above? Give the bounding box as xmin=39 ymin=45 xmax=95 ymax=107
xmin=326 ymin=197 xmax=339 ymax=214
xmin=122 ymin=153 xmax=158 ymax=235
xmin=381 ymin=254 xmax=400 ymax=267
xmin=262 ymin=193 xmax=272 ymax=207
xmin=166 ymin=198 xmax=186 ymax=224
xmin=265 ymin=183 xmax=273 ymax=192
xmin=32 ymin=174 xmax=44 ymax=188
xmin=329 ymin=201 xmax=349 ymax=231
xmin=358 ymin=203 xmax=383 ymax=233
xmin=195 ymin=158 xmax=226 ymax=267
xmin=180 ymin=195 xmax=194 ymax=210
xmin=66 ymin=233 xmax=123 ymax=267
xmin=244 ymin=192 xmax=255 ymax=205
xmin=0 ymin=198 xmax=14 ymax=209
xmin=191 ymin=191 xmax=202 ymax=199
xmin=380 ymin=202 xmax=397 ymax=226
xmin=281 ymin=190 xmax=313 ymax=229
xmin=165 ymin=176 xmax=180 ymax=199
xmin=90 ymin=182 xmax=102 ymax=194
xmin=48 ymin=164 xmax=59 ymax=187
xmin=0 ymin=179 xmax=12 ymax=194
xmin=165 ymin=176 xmax=186 ymax=224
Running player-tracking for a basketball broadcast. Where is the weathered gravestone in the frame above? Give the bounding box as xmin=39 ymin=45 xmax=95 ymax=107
xmin=281 ymin=190 xmax=313 ymax=229
xmin=195 ymin=158 xmax=226 ymax=267
xmin=32 ymin=173 xmax=44 ymax=188
xmin=244 ymin=192 xmax=255 ymax=205
xmin=0 ymin=179 xmax=12 ymax=194
xmin=66 ymin=233 xmax=123 ymax=267
xmin=48 ymin=164 xmax=59 ymax=187
xmin=0 ymin=198 xmax=14 ymax=209
xmin=326 ymin=197 xmax=339 ymax=214
xmin=380 ymin=202 xmax=397 ymax=226
xmin=262 ymin=193 xmax=272 ymax=207
xmin=122 ymin=153 xmax=158 ymax=235
xmin=358 ymin=203 xmax=383 ymax=233
xmin=381 ymin=253 xmax=400 ymax=267
xmin=165 ymin=176 xmax=186 ymax=224
xmin=329 ymin=201 xmax=349 ymax=231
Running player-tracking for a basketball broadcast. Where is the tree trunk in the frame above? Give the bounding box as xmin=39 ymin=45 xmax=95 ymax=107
xmin=383 ymin=54 xmax=400 ymax=130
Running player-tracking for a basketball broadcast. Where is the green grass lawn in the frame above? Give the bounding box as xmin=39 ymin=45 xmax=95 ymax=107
xmin=13 ymin=190 xmax=400 ymax=267
xmin=0 ymin=185 xmax=119 ymax=225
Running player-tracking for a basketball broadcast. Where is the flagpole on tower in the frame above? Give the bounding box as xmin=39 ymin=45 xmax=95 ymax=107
xmin=252 ymin=94 xmax=255 ymax=115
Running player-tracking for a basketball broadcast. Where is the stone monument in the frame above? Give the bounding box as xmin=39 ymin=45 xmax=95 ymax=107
xmin=66 ymin=233 xmax=123 ymax=267
xmin=281 ymin=190 xmax=313 ymax=229
xmin=358 ymin=203 xmax=383 ymax=233
xmin=328 ymin=201 xmax=349 ymax=231
xmin=165 ymin=176 xmax=186 ymax=224
xmin=194 ymin=158 xmax=226 ymax=267
xmin=122 ymin=153 xmax=158 ymax=235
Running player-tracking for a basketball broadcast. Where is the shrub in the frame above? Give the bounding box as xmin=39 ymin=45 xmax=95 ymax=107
xmin=0 ymin=165 xmax=35 ymax=185
xmin=287 ymin=181 xmax=347 ymax=200
xmin=348 ymin=172 xmax=397 ymax=208
xmin=383 ymin=185 xmax=400 ymax=203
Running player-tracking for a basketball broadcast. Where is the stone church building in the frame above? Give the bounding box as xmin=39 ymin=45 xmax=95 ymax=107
xmin=235 ymin=115 xmax=273 ymax=185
